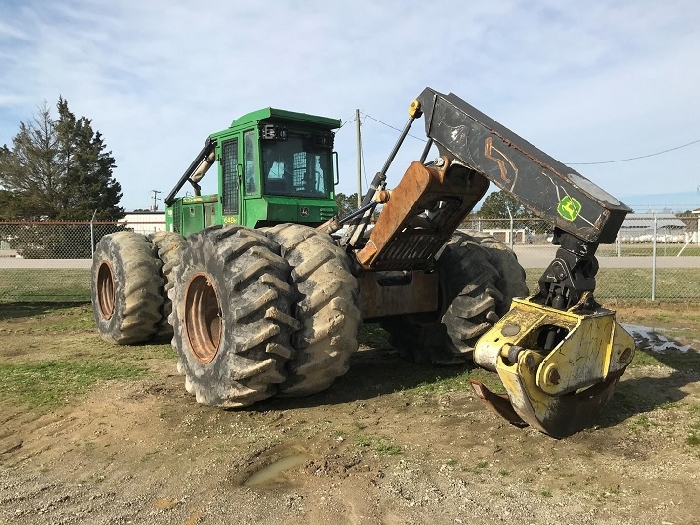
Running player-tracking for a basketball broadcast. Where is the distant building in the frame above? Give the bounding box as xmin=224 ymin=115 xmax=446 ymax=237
xmin=619 ymin=213 xmax=690 ymax=243
xmin=120 ymin=210 xmax=166 ymax=235
xmin=481 ymin=228 xmax=530 ymax=244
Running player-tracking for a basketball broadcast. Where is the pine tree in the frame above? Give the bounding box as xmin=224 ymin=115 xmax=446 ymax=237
xmin=0 ymin=98 xmax=124 ymax=221
xmin=334 ymin=192 xmax=360 ymax=218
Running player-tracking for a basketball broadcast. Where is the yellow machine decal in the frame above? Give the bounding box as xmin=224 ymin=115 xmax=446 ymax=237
xmin=557 ymin=196 xmax=581 ymax=221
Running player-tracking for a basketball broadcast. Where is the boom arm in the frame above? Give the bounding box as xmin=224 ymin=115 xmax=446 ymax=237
xmin=415 ymin=88 xmax=632 ymax=309
xmin=415 ymin=88 xmax=631 ymax=244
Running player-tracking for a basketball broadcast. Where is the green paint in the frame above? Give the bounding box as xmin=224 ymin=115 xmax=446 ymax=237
xmin=557 ymin=196 xmax=581 ymax=222
xmin=165 ymin=107 xmax=341 ymax=236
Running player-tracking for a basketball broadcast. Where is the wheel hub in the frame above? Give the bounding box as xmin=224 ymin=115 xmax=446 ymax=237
xmin=96 ymin=260 xmax=115 ymax=320
xmin=184 ymin=272 xmax=222 ymax=364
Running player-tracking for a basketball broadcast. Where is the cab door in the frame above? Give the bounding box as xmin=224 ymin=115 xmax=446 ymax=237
xmin=220 ymin=137 xmax=241 ymax=225
xmin=241 ymin=129 xmax=259 ymax=227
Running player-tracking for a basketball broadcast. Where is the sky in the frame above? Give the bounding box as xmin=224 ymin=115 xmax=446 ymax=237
xmin=1 ymin=0 xmax=700 ymax=213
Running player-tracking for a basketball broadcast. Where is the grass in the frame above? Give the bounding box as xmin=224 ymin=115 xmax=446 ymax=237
xmin=2 ymin=261 xmax=699 ymax=308
xmin=0 ymin=360 xmax=146 ymax=411
xmin=525 ymin=268 xmax=700 ymax=301
xmin=462 ymin=460 xmax=489 ymax=474
xmin=355 ymin=435 xmax=403 ymax=456
xmin=374 ymin=442 xmax=402 ymax=456
xmin=0 ymin=303 xmax=97 ymax=331
xmin=687 ymin=407 xmax=700 ymax=447
xmin=357 ymin=323 xmax=390 ymax=348
xmin=0 ymin=303 xmax=176 ymax=411
xmin=687 ymin=432 xmax=700 ymax=446
xmin=403 ymin=367 xmax=506 ymax=397
xmin=632 ymin=415 xmax=658 ymax=431
xmin=0 ymin=294 xmax=696 ymax=427
xmin=0 ymin=269 xmax=91 ymax=303
xmin=629 ymin=347 xmax=700 ymax=372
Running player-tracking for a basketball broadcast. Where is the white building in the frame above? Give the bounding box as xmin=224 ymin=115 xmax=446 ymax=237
xmin=120 ymin=210 xmax=166 ymax=236
xmin=619 ymin=213 xmax=692 ymax=243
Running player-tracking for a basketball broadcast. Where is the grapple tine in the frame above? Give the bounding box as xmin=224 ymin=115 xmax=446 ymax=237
xmin=492 ymin=369 xmax=621 ymax=438
xmin=471 ymin=363 xmax=622 ymax=438
xmin=469 ymin=379 xmax=528 ymax=428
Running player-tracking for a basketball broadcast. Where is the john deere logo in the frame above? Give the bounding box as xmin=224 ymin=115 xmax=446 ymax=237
xmin=300 ymin=207 xmax=309 ymax=217
xmin=557 ymin=196 xmax=581 ymax=222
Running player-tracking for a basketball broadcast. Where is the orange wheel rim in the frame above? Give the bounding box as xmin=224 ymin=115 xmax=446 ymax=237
xmin=96 ymin=260 xmax=115 ymax=320
xmin=184 ymin=272 xmax=222 ymax=364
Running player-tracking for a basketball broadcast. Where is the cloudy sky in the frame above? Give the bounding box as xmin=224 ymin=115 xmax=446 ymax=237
xmin=1 ymin=0 xmax=699 ymax=212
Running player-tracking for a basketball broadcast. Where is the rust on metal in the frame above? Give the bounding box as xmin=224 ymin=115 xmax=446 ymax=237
xmin=375 ymin=190 xmax=391 ymax=203
xmin=96 ymin=259 xmax=115 ymax=320
xmin=469 ymin=380 xmax=528 ymax=428
xmin=358 ymin=270 xmax=439 ymax=321
xmin=545 ymin=365 xmax=561 ymax=386
xmin=471 ymin=374 xmax=621 ymax=438
xmin=184 ymin=272 xmax=222 ymax=364
xmin=356 ymin=157 xmax=489 ymax=271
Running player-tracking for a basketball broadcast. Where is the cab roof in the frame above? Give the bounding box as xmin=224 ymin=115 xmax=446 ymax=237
xmin=230 ymin=107 xmax=341 ymax=129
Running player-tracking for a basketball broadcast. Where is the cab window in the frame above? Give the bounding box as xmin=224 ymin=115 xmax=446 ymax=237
xmin=244 ymin=130 xmax=257 ymax=195
xmin=262 ymin=132 xmax=331 ymax=198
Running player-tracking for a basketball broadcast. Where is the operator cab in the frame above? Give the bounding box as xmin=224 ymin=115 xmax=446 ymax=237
xmin=165 ymin=108 xmax=341 ymax=238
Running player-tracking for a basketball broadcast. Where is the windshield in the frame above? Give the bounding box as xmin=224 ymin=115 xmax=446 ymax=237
xmin=262 ymin=132 xmax=332 ymax=198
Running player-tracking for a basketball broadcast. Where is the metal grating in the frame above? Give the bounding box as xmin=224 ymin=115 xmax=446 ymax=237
xmin=222 ymin=139 xmax=239 ymax=214
xmin=293 ymin=152 xmax=305 ymax=191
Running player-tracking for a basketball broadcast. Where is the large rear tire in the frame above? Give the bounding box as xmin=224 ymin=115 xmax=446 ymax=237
xmin=148 ymin=231 xmax=186 ymax=339
xmin=169 ymin=226 xmax=299 ymax=407
xmin=91 ymin=231 xmax=163 ymax=345
xmin=381 ymin=230 xmax=528 ymax=364
xmin=264 ymin=224 xmax=361 ymax=396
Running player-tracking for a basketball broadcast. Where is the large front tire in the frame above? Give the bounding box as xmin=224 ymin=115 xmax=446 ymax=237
xmin=91 ymin=232 xmax=163 ymax=345
xmin=381 ymin=230 xmax=528 ymax=364
xmin=265 ymin=224 xmax=361 ymax=397
xmin=169 ymin=226 xmax=299 ymax=407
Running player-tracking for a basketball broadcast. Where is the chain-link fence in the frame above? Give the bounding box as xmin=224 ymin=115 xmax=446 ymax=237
xmin=0 ymin=221 xmax=165 ymax=302
xmin=0 ymin=217 xmax=698 ymax=302
xmin=461 ymin=216 xmax=700 ymax=301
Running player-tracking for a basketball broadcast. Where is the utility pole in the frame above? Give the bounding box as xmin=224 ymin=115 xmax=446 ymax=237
xmin=150 ymin=189 xmax=162 ymax=211
xmin=356 ymin=109 xmax=362 ymax=207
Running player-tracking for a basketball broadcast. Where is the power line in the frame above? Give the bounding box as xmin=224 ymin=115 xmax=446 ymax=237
xmin=568 ymin=138 xmax=700 ymax=165
xmin=336 ymin=112 xmax=358 ymax=132
xmin=361 ymin=112 xmax=427 ymax=143
xmin=360 ymin=111 xmax=700 ymax=166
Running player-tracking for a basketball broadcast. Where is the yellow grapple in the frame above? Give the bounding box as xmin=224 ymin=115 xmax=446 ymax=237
xmin=470 ymin=293 xmax=635 ymax=438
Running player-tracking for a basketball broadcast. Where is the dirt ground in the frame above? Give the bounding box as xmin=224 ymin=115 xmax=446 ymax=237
xmin=1 ymin=302 xmax=700 ymax=525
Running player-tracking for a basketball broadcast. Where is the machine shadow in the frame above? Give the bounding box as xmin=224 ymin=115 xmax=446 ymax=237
xmin=255 ymin=327 xmax=700 ymax=433
xmin=595 ymin=333 xmax=700 ymax=430
xmin=254 ymin=346 xmax=475 ymax=412
xmin=0 ymin=301 xmax=89 ymax=322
